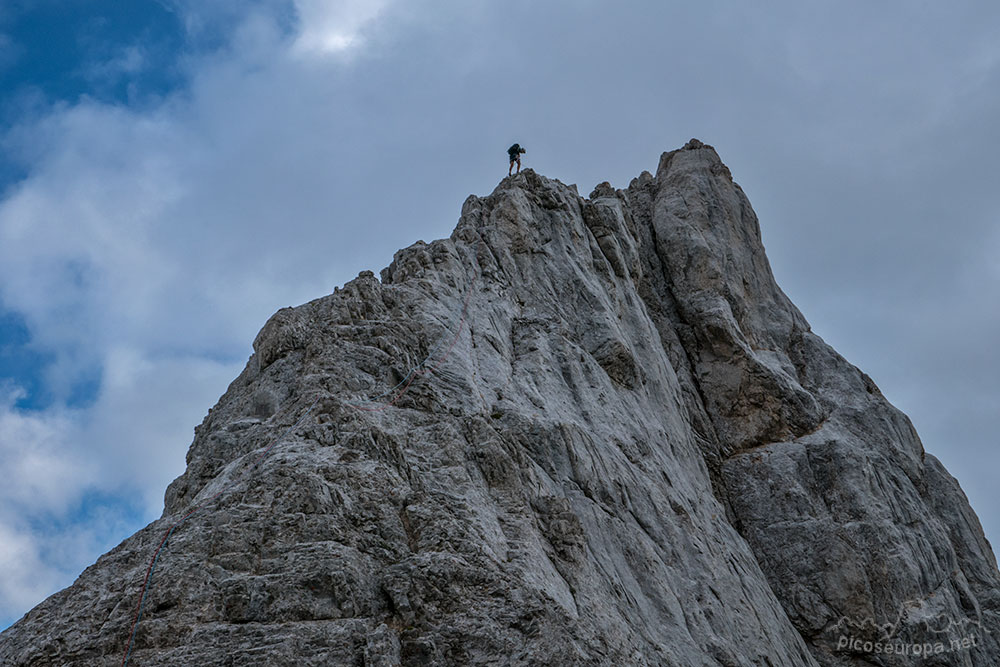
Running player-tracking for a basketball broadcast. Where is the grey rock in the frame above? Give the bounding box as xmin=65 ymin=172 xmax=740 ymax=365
xmin=2 ymin=141 xmax=997 ymax=666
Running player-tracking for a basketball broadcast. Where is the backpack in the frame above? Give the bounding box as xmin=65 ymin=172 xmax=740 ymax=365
xmin=508 ymin=143 xmax=520 ymax=156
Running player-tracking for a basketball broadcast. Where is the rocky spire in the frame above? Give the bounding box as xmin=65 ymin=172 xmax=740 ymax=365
xmin=2 ymin=140 xmax=997 ymax=666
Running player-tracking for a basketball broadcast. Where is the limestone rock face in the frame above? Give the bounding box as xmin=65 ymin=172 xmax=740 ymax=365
xmin=2 ymin=140 xmax=998 ymax=666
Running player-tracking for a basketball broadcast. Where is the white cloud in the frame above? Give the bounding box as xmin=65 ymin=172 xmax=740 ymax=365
xmin=0 ymin=389 xmax=84 ymax=619
xmin=0 ymin=387 xmax=86 ymax=513
xmin=84 ymin=45 xmax=146 ymax=84
xmin=291 ymin=0 xmax=393 ymax=57
xmin=0 ymin=521 xmax=56 ymax=618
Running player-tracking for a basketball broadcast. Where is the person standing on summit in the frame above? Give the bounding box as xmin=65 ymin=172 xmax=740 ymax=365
xmin=508 ymin=143 xmax=526 ymax=176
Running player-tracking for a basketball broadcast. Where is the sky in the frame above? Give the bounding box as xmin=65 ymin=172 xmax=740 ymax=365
xmin=0 ymin=0 xmax=997 ymax=632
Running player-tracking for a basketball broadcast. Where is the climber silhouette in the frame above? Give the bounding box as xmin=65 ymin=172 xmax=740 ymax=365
xmin=508 ymin=143 xmax=526 ymax=176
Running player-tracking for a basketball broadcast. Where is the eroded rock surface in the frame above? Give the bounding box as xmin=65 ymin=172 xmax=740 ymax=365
xmin=2 ymin=140 xmax=997 ymax=666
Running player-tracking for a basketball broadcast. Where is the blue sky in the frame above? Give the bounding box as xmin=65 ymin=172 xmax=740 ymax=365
xmin=0 ymin=0 xmax=998 ymax=633
xmin=0 ymin=1 xmax=183 ymax=106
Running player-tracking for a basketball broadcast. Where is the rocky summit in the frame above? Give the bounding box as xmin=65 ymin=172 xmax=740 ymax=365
xmin=2 ymin=139 xmax=998 ymax=666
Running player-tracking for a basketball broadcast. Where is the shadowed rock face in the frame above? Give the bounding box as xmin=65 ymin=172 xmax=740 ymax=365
xmin=2 ymin=140 xmax=997 ymax=666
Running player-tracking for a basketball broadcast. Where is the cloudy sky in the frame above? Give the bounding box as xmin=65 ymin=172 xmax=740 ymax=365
xmin=0 ymin=0 xmax=997 ymax=631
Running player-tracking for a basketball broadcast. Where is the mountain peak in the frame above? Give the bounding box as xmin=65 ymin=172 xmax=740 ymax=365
xmin=3 ymin=142 xmax=997 ymax=666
